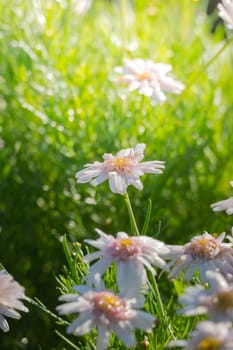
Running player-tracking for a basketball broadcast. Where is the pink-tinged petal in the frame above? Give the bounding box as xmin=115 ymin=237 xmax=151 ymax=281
xmin=0 ymin=272 xmax=28 ymax=331
xmin=0 ymin=307 xmax=21 ymax=319
xmin=178 ymin=305 xmax=208 ymax=317
xmin=206 ymin=270 xmax=228 ymax=290
xmin=117 ymin=260 xmax=145 ymax=293
xmin=87 ymin=258 xmax=112 ymax=280
xmin=76 ymin=168 xmax=102 ymax=183
xmin=108 ymin=173 xmax=127 ymax=194
xmin=137 ymin=256 xmax=156 ymax=275
xmin=127 ymin=80 xmax=141 ymax=91
xmin=168 ymin=255 xmax=193 ymax=280
xmin=91 ymin=173 xmax=109 ymax=186
xmin=56 ymin=299 xmax=91 ymax=314
xmin=84 ymin=251 xmax=103 ymax=263
xmin=183 ymin=263 xmax=198 ymax=282
xmin=116 ymin=231 xmax=129 ymax=239
xmin=0 ymin=315 xmax=9 ymax=332
xmin=133 ymin=143 xmax=146 ymax=161
xmin=138 ymin=85 xmax=154 ymax=97
xmin=154 ymin=63 xmax=172 ymax=74
xmin=168 ymin=340 xmax=187 ymax=348
xmin=131 ymin=310 xmax=155 ymax=330
xmin=96 ymin=325 xmax=111 ymax=350
xmin=113 ymin=324 xmax=136 ymax=347
xmin=131 ymin=178 xmax=143 ymax=190
xmin=139 ymin=160 xmax=165 ymax=174
xmin=218 ymin=1 xmax=233 ymax=29
xmin=152 ymin=88 xmax=166 ymax=104
xmin=211 ymin=198 xmax=233 ymax=214
xmin=159 ymin=76 xmax=184 ymax=93
xmin=68 ymin=313 xmax=95 ymax=335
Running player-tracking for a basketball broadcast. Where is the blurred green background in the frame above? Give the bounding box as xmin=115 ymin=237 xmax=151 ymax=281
xmin=1 ymin=0 xmax=233 ymax=348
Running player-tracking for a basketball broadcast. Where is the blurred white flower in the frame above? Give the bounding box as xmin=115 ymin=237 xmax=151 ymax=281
xmin=218 ymin=0 xmax=233 ymax=30
xmin=0 ymin=270 xmax=29 ymax=332
xmin=76 ymin=144 xmax=165 ymax=195
xmin=169 ymin=321 xmax=233 ymax=350
xmin=165 ymin=232 xmax=233 ymax=282
xmin=73 ymin=0 xmax=93 ymax=15
xmin=56 ymin=281 xmax=155 ymax=350
xmin=178 ymin=271 xmax=233 ymax=322
xmin=84 ymin=229 xmax=169 ymax=293
xmin=211 ymin=182 xmax=233 ymax=215
xmin=114 ymin=58 xmax=184 ymax=104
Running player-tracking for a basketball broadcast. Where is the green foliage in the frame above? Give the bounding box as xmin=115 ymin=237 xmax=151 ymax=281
xmin=0 ymin=0 xmax=233 ymax=348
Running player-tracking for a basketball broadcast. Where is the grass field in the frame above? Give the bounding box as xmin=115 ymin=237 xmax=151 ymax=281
xmin=1 ymin=0 xmax=233 ymax=349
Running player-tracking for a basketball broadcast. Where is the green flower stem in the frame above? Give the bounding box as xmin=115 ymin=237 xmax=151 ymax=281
xmin=55 ymin=330 xmax=81 ymax=350
xmin=26 ymin=297 xmax=69 ymax=326
xmin=124 ymin=191 xmax=140 ymax=236
xmin=149 ymin=273 xmax=175 ymax=339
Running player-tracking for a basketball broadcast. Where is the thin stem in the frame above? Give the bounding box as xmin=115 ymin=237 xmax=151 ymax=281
xmin=170 ymin=37 xmax=233 ymax=112
xmin=124 ymin=191 xmax=140 ymax=236
xmin=149 ymin=274 xmax=175 ymax=339
xmin=26 ymin=297 xmax=69 ymax=326
xmin=55 ymin=330 xmax=81 ymax=350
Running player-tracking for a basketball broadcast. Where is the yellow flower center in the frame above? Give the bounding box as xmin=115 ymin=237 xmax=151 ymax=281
xmin=104 ymin=156 xmax=136 ymax=174
xmin=113 ymin=157 xmax=130 ymax=167
xmin=108 ymin=236 xmax=141 ymax=261
xmin=138 ymin=72 xmax=150 ymax=80
xmin=197 ymin=338 xmax=221 ymax=350
xmin=93 ymin=292 xmax=127 ymax=320
xmin=119 ymin=238 xmax=133 ymax=247
xmin=185 ymin=236 xmax=218 ymax=259
xmin=98 ymin=294 xmax=122 ymax=311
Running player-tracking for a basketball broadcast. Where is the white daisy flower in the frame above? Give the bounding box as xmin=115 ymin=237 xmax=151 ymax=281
xmin=114 ymin=58 xmax=184 ymax=104
xmin=76 ymin=143 xmax=165 ymax=195
xmin=56 ymin=281 xmax=155 ymax=350
xmin=84 ymin=229 xmax=169 ymax=293
xmin=169 ymin=321 xmax=233 ymax=350
xmin=218 ymin=0 xmax=233 ymax=30
xmin=178 ymin=271 xmax=233 ymax=322
xmin=211 ymin=182 xmax=233 ymax=215
xmin=73 ymin=0 xmax=92 ymax=15
xmin=165 ymin=232 xmax=233 ymax=283
xmin=0 ymin=270 xmax=29 ymax=332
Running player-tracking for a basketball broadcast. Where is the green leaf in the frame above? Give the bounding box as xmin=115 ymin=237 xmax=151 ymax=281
xmin=141 ymin=199 xmax=152 ymax=235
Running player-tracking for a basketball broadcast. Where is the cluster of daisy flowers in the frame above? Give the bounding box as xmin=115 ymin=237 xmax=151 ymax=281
xmin=56 ymin=142 xmax=233 ymax=349
xmin=2 ymin=1 xmax=233 ymax=347
xmin=168 ymin=182 xmax=233 ymax=350
xmin=57 ymin=144 xmax=169 ymax=349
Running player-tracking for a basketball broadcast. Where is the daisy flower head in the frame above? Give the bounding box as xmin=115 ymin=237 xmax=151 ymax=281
xmin=168 ymin=321 xmax=233 ymax=350
xmin=84 ymin=229 xmax=169 ymax=294
xmin=114 ymin=58 xmax=184 ymax=104
xmin=56 ymin=282 xmax=155 ymax=350
xmin=218 ymin=0 xmax=233 ymax=30
xmin=166 ymin=231 xmax=233 ymax=283
xmin=0 ymin=270 xmax=29 ymax=332
xmin=211 ymin=181 xmax=233 ymax=215
xmin=178 ymin=271 xmax=233 ymax=322
xmin=76 ymin=144 xmax=165 ymax=195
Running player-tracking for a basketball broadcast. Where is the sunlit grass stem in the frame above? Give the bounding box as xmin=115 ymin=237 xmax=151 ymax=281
xmin=171 ymin=36 xmax=233 ymax=112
